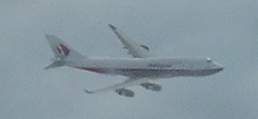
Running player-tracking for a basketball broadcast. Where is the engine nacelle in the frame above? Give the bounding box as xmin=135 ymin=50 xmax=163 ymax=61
xmin=115 ymin=88 xmax=135 ymax=97
xmin=141 ymin=83 xmax=162 ymax=92
xmin=140 ymin=44 xmax=150 ymax=52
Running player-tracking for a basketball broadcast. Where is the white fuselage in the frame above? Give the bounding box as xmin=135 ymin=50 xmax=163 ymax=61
xmin=45 ymin=32 xmax=225 ymax=97
xmin=66 ymin=57 xmax=224 ymax=79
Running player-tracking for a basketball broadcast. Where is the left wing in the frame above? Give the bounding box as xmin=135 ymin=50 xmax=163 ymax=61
xmin=108 ymin=24 xmax=150 ymax=58
xmin=85 ymin=78 xmax=151 ymax=94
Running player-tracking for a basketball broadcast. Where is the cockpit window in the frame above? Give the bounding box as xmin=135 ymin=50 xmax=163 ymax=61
xmin=206 ymin=57 xmax=212 ymax=63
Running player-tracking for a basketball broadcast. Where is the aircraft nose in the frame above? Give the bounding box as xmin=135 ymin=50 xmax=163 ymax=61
xmin=215 ymin=63 xmax=224 ymax=71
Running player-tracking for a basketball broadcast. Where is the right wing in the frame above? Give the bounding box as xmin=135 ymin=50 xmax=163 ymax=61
xmin=108 ymin=24 xmax=150 ymax=58
xmin=85 ymin=78 xmax=151 ymax=94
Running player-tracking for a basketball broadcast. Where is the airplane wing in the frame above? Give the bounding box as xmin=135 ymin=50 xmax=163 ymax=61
xmin=108 ymin=24 xmax=150 ymax=58
xmin=84 ymin=78 xmax=151 ymax=94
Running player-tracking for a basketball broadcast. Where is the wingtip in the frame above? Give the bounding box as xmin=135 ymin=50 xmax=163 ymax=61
xmin=108 ymin=24 xmax=116 ymax=30
xmin=44 ymin=66 xmax=50 ymax=70
xmin=45 ymin=34 xmax=53 ymax=40
xmin=45 ymin=34 xmax=51 ymax=37
xmin=45 ymin=34 xmax=58 ymax=39
xmin=84 ymin=89 xmax=94 ymax=94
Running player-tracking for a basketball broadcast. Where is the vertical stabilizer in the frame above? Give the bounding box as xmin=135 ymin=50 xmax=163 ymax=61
xmin=45 ymin=34 xmax=85 ymax=69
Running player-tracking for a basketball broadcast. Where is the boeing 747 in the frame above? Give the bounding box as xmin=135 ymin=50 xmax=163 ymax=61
xmin=45 ymin=24 xmax=224 ymax=97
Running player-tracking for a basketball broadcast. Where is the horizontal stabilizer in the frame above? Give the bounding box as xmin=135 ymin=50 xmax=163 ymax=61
xmin=45 ymin=60 xmax=65 ymax=70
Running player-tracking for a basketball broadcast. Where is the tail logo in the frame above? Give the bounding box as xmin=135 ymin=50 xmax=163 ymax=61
xmin=56 ymin=44 xmax=70 ymax=56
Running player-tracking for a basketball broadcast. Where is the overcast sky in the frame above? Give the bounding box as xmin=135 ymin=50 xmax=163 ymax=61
xmin=0 ymin=0 xmax=258 ymax=119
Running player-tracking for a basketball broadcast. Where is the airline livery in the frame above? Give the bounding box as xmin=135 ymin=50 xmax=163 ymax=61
xmin=45 ymin=24 xmax=224 ymax=97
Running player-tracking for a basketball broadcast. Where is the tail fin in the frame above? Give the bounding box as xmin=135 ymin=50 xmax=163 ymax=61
xmin=45 ymin=34 xmax=85 ymax=69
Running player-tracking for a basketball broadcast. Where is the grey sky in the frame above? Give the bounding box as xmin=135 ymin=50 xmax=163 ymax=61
xmin=0 ymin=0 xmax=257 ymax=119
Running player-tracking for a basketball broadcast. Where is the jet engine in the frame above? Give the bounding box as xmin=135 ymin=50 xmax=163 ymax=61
xmin=140 ymin=44 xmax=150 ymax=52
xmin=141 ymin=82 xmax=162 ymax=91
xmin=115 ymin=88 xmax=135 ymax=97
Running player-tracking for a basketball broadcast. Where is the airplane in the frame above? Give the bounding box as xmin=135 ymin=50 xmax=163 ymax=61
xmin=45 ymin=24 xmax=224 ymax=97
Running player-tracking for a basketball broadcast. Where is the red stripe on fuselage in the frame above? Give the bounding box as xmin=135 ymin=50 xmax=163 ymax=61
xmin=74 ymin=67 xmax=106 ymax=73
